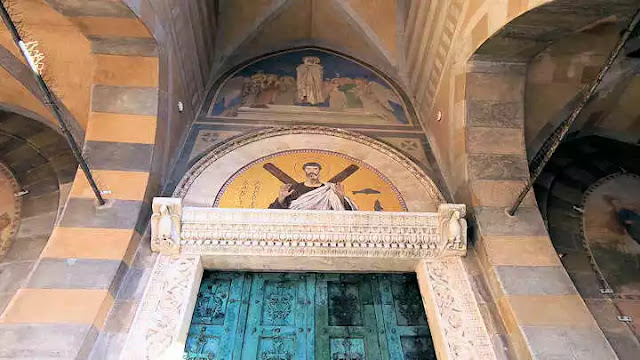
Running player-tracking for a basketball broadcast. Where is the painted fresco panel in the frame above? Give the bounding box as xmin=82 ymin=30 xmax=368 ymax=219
xmin=216 ymin=150 xmax=406 ymax=211
xmin=208 ymin=49 xmax=411 ymax=125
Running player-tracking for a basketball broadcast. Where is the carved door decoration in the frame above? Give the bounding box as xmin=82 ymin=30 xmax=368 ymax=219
xmin=241 ymin=273 xmax=314 ymax=360
xmin=184 ymin=272 xmax=436 ymax=360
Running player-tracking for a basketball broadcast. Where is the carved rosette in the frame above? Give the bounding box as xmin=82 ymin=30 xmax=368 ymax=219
xmin=121 ymin=255 xmax=203 ymax=360
xmin=420 ymin=259 xmax=497 ymax=360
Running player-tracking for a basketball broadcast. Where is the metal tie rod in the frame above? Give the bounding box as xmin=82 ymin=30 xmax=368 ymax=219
xmin=0 ymin=0 xmax=105 ymax=205
xmin=508 ymin=7 xmax=640 ymax=216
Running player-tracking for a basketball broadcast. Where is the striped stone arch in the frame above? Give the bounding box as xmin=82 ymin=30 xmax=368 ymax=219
xmin=0 ymin=1 xmax=160 ymax=358
xmin=461 ymin=1 xmax=638 ymax=359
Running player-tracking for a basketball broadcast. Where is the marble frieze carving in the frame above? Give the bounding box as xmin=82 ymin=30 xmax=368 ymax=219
xmin=151 ymin=197 xmax=467 ymax=259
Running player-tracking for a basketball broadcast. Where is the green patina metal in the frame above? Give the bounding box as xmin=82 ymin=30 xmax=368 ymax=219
xmin=185 ymin=272 xmax=436 ymax=360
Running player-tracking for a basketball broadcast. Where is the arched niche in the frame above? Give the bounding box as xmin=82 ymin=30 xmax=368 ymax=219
xmin=175 ymin=126 xmax=445 ymax=212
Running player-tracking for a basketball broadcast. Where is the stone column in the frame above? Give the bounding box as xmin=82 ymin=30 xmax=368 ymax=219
xmin=416 ymin=258 xmax=497 ymax=360
xmin=121 ymin=255 xmax=203 ymax=360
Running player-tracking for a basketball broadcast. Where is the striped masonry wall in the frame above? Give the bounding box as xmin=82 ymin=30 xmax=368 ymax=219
xmin=0 ymin=1 xmax=159 ymax=358
xmin=464 ymin=61 xmax=618 ymax=359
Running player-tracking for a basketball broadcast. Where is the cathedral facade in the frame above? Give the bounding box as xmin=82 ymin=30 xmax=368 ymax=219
xmin=0 ymin=1 xmax=639 ymax=359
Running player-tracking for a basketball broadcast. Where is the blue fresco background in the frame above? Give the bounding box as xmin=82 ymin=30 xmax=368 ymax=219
xmin=211 ymin=49 xmax=409 ymax=124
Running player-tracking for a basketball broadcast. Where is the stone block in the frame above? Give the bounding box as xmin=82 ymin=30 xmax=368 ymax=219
xmin=470 ymin=180 xmax=536 ymax=208
xmin=467 ymin=100 xmax=524 ymax=128
xmin=602 ymin=331 xmax=640 ymax=360
xmin=480 ymin=235 xmax=560 ymax=266
xmin=89 ymin=36 xmax=158 ymax=57
xmin=520 ymin=326 xmax=617 ymax=360
xmin=0 ymin=261 xmax=34 ymax=293
xmin=467 ymin=127 xmax=524 ymax=154
xmin=586 ymin=299 xmax=633 ymax=333
xmin=0 ymin=323 xmax=97 ymax=359
xmin=88 ymin=331 xmax=128 ymax=360
xmin=83 ymin=141 xmax=153 ymax=172
xmin=116 ymin=266 xmax=152 ymax=301
xmin=70 ymin=169 xmax=149 ymax=201
xmin=475 ymin=207 xmax=547 ymax=237
xmin=19 ymin=192 xmax=60 ymax=218
xmin=94 ymin=55 xmax=159 ymax=87
xmin=42 ymin=227 xmax=134 ymax=261
xmin=91 ymin=85 xmax=158 ymax=116
xmin=500 ymin=295 xmax=596 ymax=328
xmin=3 ymin=236 xmax=49 ymax=261
xmin=13 ymin=212 xmax=56 ymax=239
xmin=2 ymin=289 xmax=113 ymax=329
xmin=27 ymin=258 xmax=128 ymax=296
xmin=46 ymin=0 xmax=135 ymax=17
xmin=495 ymin=265 xmax=577 ymax=295
xmin=567 ymin=271 xmax=604 ymax=299
xmin=102 ymin=300 xmax=139 ymax=334
xmin=86 ymin=113 xmax=157 ymax=144
xmin=466 ymin=73 xmax=525 ymax=102
xmin=59 ymin=198 xmax=143 ymax=229
xmin=468 ymin=154 xmax=529 ymax=181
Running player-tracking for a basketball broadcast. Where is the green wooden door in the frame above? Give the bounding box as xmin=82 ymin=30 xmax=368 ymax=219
xmin=240 ymin=273 xmax=314 ymax=360
xmin=184 ymin=272 xmax=436 ymax=360
xmin=315 ymin=274 xmax=385 ymax=360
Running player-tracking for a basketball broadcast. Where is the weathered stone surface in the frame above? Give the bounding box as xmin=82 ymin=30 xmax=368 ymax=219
xmin=0 ymin=261 xmax=33 ymax=293
xmin=27 ymin=259 xmax=128 ymax=296
xmin=0 ymin=323 xmax=97 ymax=359
xmin=470 ymin=180 xmax=536 ymax=208
xmin=59 ymin=198 xmax=143 ymax=229
xmin=88 ymin=331 xmax=128 ymax=360
xmin=2 ymin=236 xmax=49 ymax=261
xmin=13 ymin=212 xmax=57 ymax=239
xmin=91 ymin=85 xmax=158 ymax=116
xmin=20 ymin=192 xmax=60 ymax=218
xmin=467 ymin=127 xmax=524 ymax=154
xmin=89 ymin=36 xmax=158 ymax=57
xmin=116 ymin=266 xmax=152 ymax=301
xmin=520 ymin=326 xmax=617 ymax=360
xmin=83 ymin=141 xmax=153 ymax=172
xmin=466 ymin=73 xmax=525 ymax=102
xmin=468 ymin=154 xmax=529 ymax=180
xmin=102 ymin=300 xmax=139 ymax=333
xmin=475 ymin=207 xmax=548 ymax=237
xmin=46 ymin=0 xmax=136 ymax=18
xmin=495 ymin=265 xmax=577 ymax=295
xmin=481 ymin=235 xmax=560 ymax=267
xmin=601 ymin=331 xmax=640 ymax=360
xmin=466 ymin=100 xmax=524 ymax=128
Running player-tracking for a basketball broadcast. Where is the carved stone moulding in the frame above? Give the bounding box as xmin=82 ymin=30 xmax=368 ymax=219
xmin=151 ymin=197 xmax=468 ymax=260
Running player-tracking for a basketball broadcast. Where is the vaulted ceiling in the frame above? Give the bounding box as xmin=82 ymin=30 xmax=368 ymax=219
xmin=213 ymin=0 xmax=408 ymax=83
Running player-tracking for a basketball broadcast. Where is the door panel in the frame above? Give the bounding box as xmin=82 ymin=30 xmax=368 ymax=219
xmin=184 ymin=272 xmax=436 ymax=360
xmin=185 ymin=272 xmax=249 ymax=360
xmin=379 ymin=274 xmax=436 ymax=360
xmin=316 ymin=274 xmax=383 ymax=360
xmin=241 ymin=273 xmax=314 ymax=360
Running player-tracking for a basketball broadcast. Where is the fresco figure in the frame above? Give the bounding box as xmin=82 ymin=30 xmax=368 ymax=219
xmin=269 ymin=162 xmax=357 ymax=210
xmin=296 ymin=56 xmax=324 ymax=104
xmin=608 ymin=197 xmax=640 ymax=245
xmin=273 ymin=76 xmax=296 ymax=105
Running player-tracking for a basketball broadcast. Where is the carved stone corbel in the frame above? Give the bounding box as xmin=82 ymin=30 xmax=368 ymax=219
xmin=438 ymin=203 xmax=467 ymax=256
xmin=150 ymin=197 xmax=182 ymax=255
